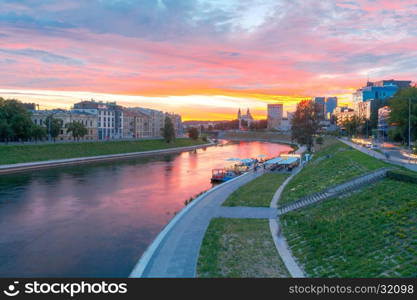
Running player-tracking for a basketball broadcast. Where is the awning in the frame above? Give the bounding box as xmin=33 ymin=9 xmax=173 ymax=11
xmin=240 ymin=158 xmax=254 ymax=164
xmin=265 ymin=157 xmax=283 ymax=165
xmin=279 ymin=157 xmax=299 ymax=165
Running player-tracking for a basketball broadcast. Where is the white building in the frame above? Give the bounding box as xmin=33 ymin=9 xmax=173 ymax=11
xmin=267 ymin=104 xmax=283 ymax=130
xmin=73 ymin=101 xmax=123 ymax=140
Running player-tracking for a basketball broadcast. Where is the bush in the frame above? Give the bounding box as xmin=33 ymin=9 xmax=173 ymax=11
xmin=187 ymin=127 xmax=199 ymax=140
xmin=386 ymin=170 xmax=417 ymax=184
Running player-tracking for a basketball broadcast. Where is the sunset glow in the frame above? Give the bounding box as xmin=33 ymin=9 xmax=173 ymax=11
xmin=0 ymin=0 xmax=416 ymax=119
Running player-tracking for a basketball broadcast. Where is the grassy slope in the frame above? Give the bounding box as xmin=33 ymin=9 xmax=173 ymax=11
xmin=282 ymin=178 xmax=417 ymax=277
xmin=0 ymin=138 xmax=205 ymax=165
xmin=223 ymin=173 xmax=289 ymax=207
xmin=197 ymin=218 xmax=289 ymax=278
xmin=279 ymin=138 xmax=388 ymax=205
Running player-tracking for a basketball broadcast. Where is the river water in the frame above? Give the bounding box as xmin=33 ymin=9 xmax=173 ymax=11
xmin=0 ymin=140 xmax=291 ymax=277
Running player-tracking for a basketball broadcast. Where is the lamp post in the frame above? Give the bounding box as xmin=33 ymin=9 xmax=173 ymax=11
xmin=47 ymin=112 xmax=55 ymax=142
xmin=409 ymin=98 xmax=411 ymax=151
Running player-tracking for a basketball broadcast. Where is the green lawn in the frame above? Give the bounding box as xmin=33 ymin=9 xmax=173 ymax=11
xmin=281 ymin=178 xmax=417 ymax=277
xmin=197 ymin=218 xmax=289 ymax=278
xmin=0 ymin=138 xmax=206 ymax=165
xmin=279 ymin=139 xmax=389 ymax=205
xmin=223 ymin=173 xmax=289 ymax=207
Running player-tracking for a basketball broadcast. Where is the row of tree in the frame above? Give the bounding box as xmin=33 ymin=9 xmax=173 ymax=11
xmin=0 ymin=98 xmax=89 ymax=143
xmin=210 ymin=119 xmax=268 ymax=131
xmin=161 ymin=116 xmax=201 ymax=143
xmin=387 ymin=87 xmax=417 ymax=144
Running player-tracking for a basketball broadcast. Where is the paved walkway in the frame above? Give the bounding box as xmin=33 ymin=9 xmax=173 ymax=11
xmin=269 ymin=220 xmax=305 ymax=277
xmin=269 ymin=145 xmax=306 ymax=277
xmin=130 ymin=145 xmax=307 ymax=278
xmin=130 ymin=170 xmax=265 ymax=278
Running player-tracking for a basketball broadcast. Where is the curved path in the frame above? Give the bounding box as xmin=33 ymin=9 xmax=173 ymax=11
xmin=269 ymin=146 xmax=306 ymax=278
xmin=129 ymin=170 xmax=267 ymax=278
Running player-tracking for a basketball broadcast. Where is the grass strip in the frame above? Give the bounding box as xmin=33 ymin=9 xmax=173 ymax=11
xmin=223 ymin=173 xmax=289 ymax=207
xmin=197 ymin=218 xmax=289 ymax=278
xmin=0 ymin=138 xmax=205 ymax=165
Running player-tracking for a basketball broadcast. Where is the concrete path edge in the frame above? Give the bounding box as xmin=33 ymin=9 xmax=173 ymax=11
xmin=269 ymin=146 xmax=306 ymax=278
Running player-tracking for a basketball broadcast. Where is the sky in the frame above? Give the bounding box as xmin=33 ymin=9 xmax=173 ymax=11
xmin=0 ymin=0 xmax=416 ymax=120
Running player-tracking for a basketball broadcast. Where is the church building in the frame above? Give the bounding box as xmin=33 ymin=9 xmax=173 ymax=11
xmin=237 ymin=108 xmax=254 ymax=130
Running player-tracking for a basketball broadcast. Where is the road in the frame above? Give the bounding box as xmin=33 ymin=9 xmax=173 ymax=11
xmin=339 ymin=138 xmax=417 ymax=172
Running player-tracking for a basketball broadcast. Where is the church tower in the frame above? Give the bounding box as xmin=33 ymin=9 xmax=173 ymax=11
xmin=246 ymin=108 xmax=252 ymax=119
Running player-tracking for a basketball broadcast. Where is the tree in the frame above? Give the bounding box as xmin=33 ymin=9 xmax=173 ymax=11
xmin=388 ymin=127 xmax=404 ymax=142
xmin=10 ymin=114 xmax=33 ymax=140
xmin=66 ymin=121 xmax=88 ymax=141
xmin=388 ymin=87 xmax=417 ymax=144
xmin=187 ymin=127 xmax=199 ymax=140
xmin=315 ymin=136 xmax=324 ymax=150
xmin=257 ymin=119 xmax=268 ymax=129
xmin=161 ymin=116 xmax=176 ymax=143
xmin=342 ymin=115 xmax=365 ymax=137
xmin=0 ymin=120 xmax=13 ymax=143
xmin=291 ymin=100 xmax=322 ymax=151
xmin=0 ymin=98 xmax=33 ymax=142
xmin=45 ymin=115 xmax=63 ymax=141
xmin=30 ymin=124 xmax=47 ymax=142
xmin=213 ymin=119 xmax=239 ymax=130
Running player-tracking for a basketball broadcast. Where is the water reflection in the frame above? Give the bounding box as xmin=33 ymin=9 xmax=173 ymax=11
xmin=0 ymin=141 xmax=291 ymax=277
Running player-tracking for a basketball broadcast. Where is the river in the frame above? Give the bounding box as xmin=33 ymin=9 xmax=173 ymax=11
xmin=0 ymin=140 xmax=292 ymax=277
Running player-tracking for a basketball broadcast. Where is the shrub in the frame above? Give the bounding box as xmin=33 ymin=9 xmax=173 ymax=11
xmin=188 ymin=127 xmax=200 ymax=140
xmin=386 ymin=170 xmax=417 ymax=184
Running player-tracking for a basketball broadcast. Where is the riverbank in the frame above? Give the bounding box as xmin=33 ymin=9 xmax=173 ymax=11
xmin=282 ymin=174 xmax=417 ymax=277
xmin=129 ymin=170 xmax=266 ymax=277
xmin=0 ymin=138 xmax=212 ymax=174
xmin=196 ymin=146 xmax=306 ymax=278
xmin=194 ymin=136 xmax=417 ymax=278
xmin=0 ymin=140 xmax=289 ymax=277
xmin=219 ymin=131 xmax=297 ymax=150
xmin=279 ymin=138 xmax=389 ymax=205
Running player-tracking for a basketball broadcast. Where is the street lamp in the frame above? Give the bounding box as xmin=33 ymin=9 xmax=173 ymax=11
xmin=47 ymin=112 xmax=55 ymax=142
xmin=408 ymin=98 xmax=411 ymax=151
